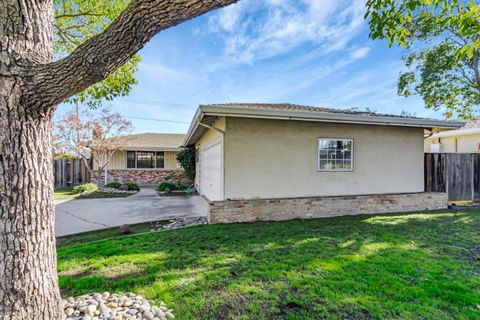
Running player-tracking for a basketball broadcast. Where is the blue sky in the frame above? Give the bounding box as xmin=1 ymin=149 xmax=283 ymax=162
xmin=56 ymin=0 xmax=445 ymax=134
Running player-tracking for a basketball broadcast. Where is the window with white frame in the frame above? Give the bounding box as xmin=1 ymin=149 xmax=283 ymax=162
xmin=318 ymin=138 xmax=353 ymax=171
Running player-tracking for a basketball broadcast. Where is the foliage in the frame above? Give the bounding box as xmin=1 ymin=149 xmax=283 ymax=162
xmin=123 ymin=182 xmax=140 ymax=191
xmin=54 ymin=0 xmax=140 ymax=107
xmin=365 ymin=0 xmax=480 ymax=119
xmin=157 ymin=182 xmax=178 ymax=192
xmin=54 ymin=107 xmax=133 ymax=185
xmin=105 ymin=181 xmax=122 ymax=189
xmin=58 ymin=210 xmax=480 ymax=319
xmin=176 ymin=148 xmax=196 ymax=180
xmin=72 ymin=183 xmax=98 ymax=194
xmin=53 ymin=153 xmax=76 ymax=160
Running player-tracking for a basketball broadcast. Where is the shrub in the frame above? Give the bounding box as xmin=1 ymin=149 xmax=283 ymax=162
xmin=123 ymin=182 xmax=140 ymax=191
xmin=176 ymin=148 xmax=195 ymax=180
xmin=176 ymin=184 xmax=189 ymax=191
xmin=73 ymin=183 xmax=98 ymax=194
xmin=157 ymin=182 xmax=177 ymax=192
xmin=105 ymin=181 xmax=122 ymax=189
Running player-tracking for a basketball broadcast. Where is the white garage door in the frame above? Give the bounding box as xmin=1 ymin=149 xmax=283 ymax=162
xmin=200 ymin=141 xmax=224 ymax=201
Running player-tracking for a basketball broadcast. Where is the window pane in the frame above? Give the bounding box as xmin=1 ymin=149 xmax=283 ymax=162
xmin=319 ymin=138 xmax=353 ymax=171
xmin=127 ymin=151 xmax=136 ymax=169
xmin=156 ymin=152 xmax=165 ymax=169
xmin=137 ymin=152 xmax=155 ymax=168
xmin=319 ymin=149 xmax=329 ymax=159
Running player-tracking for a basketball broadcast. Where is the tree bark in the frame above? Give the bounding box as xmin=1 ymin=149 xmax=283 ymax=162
xmin=0 ymin=0 xmax=238 ymax=318
xmin=0 ymin=2 xmax=63 ymax=319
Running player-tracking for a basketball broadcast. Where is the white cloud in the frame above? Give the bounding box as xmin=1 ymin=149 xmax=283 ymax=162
xmin=206 ymin=0 xmax=366 ymax=65
xmin=350 ymin=47 xmax=371 ymax=59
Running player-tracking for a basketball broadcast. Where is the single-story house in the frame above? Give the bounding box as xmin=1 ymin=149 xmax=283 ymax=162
xmin=94 ymin=133 xmax=185 ymax=185
xmin=424 ymin=121 xmax=480 ymax=153
xmin=184 ymin=103 xmax=463 ymax=223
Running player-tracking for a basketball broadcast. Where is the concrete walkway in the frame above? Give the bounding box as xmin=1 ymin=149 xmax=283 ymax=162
xmin=55 ymin=187 xmax=208 ymax=237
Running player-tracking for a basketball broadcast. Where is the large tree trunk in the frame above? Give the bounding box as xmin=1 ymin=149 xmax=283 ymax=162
xmin=0 ymin=0 xmax=238 ymax=318
xmin=0 ymin=2 xmax=62 ymax=319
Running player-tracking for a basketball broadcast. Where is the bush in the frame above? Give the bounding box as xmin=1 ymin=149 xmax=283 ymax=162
xmin=73 ymin=183 xmax=98 ymax=194
xmin=123 ymin=182 xmax=140 ymax=191
xmin=176 ymin=184 xmax=189 ymax=191
xmin=157 ymin=182 xmax=177 ymax=192
xmin=105 ymin=181 xmax=122 ymax=189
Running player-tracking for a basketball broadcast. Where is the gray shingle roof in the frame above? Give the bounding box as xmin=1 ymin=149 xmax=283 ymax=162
xmin=201 ymin=103 xmax=420 ymax=119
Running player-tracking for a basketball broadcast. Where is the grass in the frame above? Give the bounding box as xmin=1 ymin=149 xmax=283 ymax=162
xmin=54 ymin=188 xmax=77 ymax=201
xmin=57 ymin=210 xmax=480 ymax=319
xmin=54 ymin=188 xmax=134 ymax=201
xmin=57 ymin=221 xmax=167 ymax=247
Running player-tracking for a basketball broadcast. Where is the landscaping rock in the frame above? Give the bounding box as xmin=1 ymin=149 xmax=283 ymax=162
xmin=63 ymin=292 xmax=174 ymax=320
xmin=156 ymin=217 xmax=207 ymax=231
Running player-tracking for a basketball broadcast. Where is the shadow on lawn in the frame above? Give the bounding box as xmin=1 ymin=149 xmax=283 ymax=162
xmin=57 ymin=210 xmax=480 ymax=319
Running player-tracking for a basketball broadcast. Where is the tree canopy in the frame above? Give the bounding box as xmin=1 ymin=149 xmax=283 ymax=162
xmin=55 ymin=0 xmax=140 ymax=107
xmin=366 ymin=0 xmax=480 ymax=119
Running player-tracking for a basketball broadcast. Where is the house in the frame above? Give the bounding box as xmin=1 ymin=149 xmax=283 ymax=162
xmin=95 ymin=133 xmax=185 ymax=185
xmin=424 ymin=120 xmax=480 ymax=153
xmin=184 ymin=103 xmax=463 ymax=223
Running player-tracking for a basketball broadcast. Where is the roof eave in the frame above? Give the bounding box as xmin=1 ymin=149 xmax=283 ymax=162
xmin=201 ymin=106 xmax=464 ymax=129
xmin=184 ymin=105 xmax=464 ymax=146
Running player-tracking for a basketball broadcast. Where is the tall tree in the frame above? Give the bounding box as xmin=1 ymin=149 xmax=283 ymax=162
xmin=54 ymin=108 xmax=133 ymax=187
xmin=365 ymin=0 xmax=480 ymax=119
xmin=0 ymin=1 xmax=238 ymax=319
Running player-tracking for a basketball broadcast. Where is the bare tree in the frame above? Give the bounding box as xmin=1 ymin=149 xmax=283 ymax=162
xmin=0 ymin=0 xmax=239 ymax=318
xmin=55 ymin=107 xmax=133 ymax=187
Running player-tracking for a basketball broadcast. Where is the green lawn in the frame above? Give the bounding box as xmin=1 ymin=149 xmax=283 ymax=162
xmin=54 ymin=188 xmax=78 ymax=201
xmin=56 ymin=221 xmax=167 ymax=247
xmin=57 ymin=210 xmax=480 ymax=319
xmin=54 ymin=188 xmax=133 ymax=201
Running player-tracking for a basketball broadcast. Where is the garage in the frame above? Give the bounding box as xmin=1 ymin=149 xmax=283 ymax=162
xmin=199 ymin=140 xmax=224 ymax=201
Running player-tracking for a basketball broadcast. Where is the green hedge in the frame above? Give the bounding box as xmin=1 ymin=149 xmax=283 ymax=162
xmin=105 ymin=181 xmax=122 ymax=189
xmin=123 ymin=182 xmax=140 ymax=191
xmin=73 ymin=183 xmax=98 ymax=194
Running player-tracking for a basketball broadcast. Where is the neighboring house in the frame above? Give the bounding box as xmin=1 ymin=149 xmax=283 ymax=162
xmin=184 ymin=103 xmax=462 ymax=223
xmin=424 ymin=125 xmax=480 ymax=153
xmin=93 ymin=133 xmax=185 ymax=185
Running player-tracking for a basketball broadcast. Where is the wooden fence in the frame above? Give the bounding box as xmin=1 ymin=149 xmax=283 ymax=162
xmin=424 ymin=153 xmax=480 ymax=201
xmin=53 ymin=158 xmax=92 ymax=189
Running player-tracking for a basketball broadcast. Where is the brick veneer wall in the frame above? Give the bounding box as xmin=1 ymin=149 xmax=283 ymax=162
xmin=208 ymin=192 xmax=448 ymax=224
xmin=99 ymin=169 xmax=190 ymax=186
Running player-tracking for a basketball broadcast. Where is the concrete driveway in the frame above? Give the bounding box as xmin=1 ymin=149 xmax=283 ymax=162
xmin=55 ymin=187 xmax=208 ymax=237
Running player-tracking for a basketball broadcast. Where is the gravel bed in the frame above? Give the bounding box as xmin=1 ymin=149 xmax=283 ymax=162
xmin=151 ymin=217 xmax=208 ymax=232
xmin=63 ymin=292 xmax=174 ymax=320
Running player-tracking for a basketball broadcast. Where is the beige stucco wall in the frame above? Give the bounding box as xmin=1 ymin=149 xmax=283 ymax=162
xmin=93 ymin=150 xmax=180 ymax=170
xmin=223 ymin=118 xmax=425 ymax=200
xmin=425 ymin=135 xmax=480 ymax=153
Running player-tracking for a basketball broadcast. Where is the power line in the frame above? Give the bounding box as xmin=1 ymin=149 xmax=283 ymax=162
xmin=124 ymin=115 xmax=190 ymax=124
xmin=121 ymin=99 xmax=195 ymax=109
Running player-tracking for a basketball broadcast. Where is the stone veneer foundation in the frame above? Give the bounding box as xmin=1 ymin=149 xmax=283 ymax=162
xmin=101 ymin=169 xmax=186 ymax=186
xmin=208 ymin=192 xmax=448 ymax=224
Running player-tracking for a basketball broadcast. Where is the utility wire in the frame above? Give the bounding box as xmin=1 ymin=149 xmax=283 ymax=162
xmin=124 ymin=115 xmax=190 ymax=124
xmin=121 ymin=99 xmax=195 ymax=109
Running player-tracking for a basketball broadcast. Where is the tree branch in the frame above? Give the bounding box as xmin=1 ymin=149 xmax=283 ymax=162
xmin=56 ymin=12 xmax=104 ymax=19
xmin=27 ymin=0 xmax=239 ymax=110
